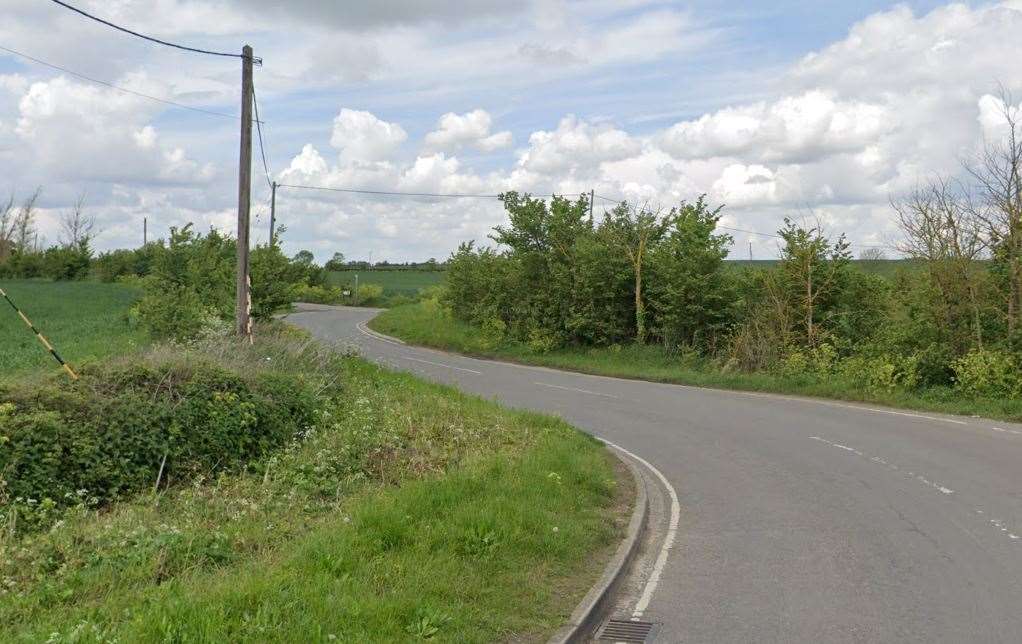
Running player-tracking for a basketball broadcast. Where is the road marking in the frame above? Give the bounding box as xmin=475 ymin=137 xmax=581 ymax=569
xmin=534 ymin=381 xmax=619 ymax=399
xmin=808 ymin=437 xmax=1020 ymax=542
xmin=810 ymin=436 xmax=954 ymax=495
xmin=356 ymin=321 xmax=405 ymax=346
xmin=400 ymin=355 xmax=482 ymax=374
xmin=597 ymin=438 xmax=680 ymax=620
xmin=992 ymin=427 xmax=1022 ymax=435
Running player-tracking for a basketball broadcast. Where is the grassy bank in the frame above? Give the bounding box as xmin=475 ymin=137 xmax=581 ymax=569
xmin=0 ymin=280 xmax=144 ymax=377
xmin=1 ymin=326 xmax=625 ymax=642
xmin=371 ymin=301 xmax=1022 ymax=423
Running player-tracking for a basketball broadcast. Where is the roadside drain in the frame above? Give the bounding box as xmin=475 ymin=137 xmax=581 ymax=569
xmin=596 ymin=618 xmax=659 ymax=642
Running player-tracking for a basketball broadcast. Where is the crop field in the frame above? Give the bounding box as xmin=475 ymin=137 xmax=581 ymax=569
xmin=0 ymin=280 xmax=144 ymax=377
xmin=326 ymin=269 xmax=444 ymax=296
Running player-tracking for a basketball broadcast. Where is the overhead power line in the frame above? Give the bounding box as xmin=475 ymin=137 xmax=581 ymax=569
xmin=0 ymin=43 xmax=240 ymax=120
xmin=48 ymin=0 xmax=257 ymax=62
xmin=277 ymin=184 xmax=506 ymax=199
xmin=252 ymin=84 xmax=273 ymax=190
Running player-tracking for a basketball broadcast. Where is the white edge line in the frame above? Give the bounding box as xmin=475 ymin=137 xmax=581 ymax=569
xmin=535 ymin=381 xmax=619 ymax=399
xmin=357 ymin=321 xmax=405 ymax=346
xmin=598 ymin=438 xmax=680 ymax=620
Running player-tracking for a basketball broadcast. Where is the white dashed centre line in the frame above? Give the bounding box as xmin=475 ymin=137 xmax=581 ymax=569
xmin=535 ymin=382 xmax=620 ymax=399
xmin=992 ymin=426 xmax=1022 ymax=435
xmin=400 ymin=355 xmax=482 ymax=374
xmin=810 ymin=436 xmax=953 ymax=494
xmin=811 ymin=436 xmax=1020 ymax=543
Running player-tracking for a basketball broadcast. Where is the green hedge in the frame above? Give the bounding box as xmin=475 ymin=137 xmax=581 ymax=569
xmin=0 ymin=358 xmax=320 ymax=512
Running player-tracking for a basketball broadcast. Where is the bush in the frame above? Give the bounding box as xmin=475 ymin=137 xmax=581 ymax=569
xmin=0 ymin=345 xmax=324 ymax=524
xmin=354 ymin=283 xmax=384 ymax=305
xmin=42 ymin=241 xmax=92 ymax=280
xmin=295 ymin=284 xmax=344 ymax=304
xmin=912 ymin=343 xmax=956 ymax=389
xmin=952 ymin=349 xmax=1022 ymax=398
xmin=94 ymin=244 xmax=161 ymax=282
xmin=838 ymin=354 xmax=919 ymax=393
xmin=132 ymin=226 xmax=309 ymax=340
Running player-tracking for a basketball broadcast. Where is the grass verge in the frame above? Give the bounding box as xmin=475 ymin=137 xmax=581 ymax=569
xmin=1 ymin=329 xmax=625 ymax=643
xmin=370 ymin=301 xmax=1022 ymax=423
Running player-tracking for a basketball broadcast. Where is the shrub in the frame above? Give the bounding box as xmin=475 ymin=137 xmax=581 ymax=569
xmin=912 ymin=343 xmax=956 ymax=389
xmin=838 ymin=354 xmax=919 ymax=393
xmin=527 ymin=327 xmax=560 ymax=353
xmin=295 ymin=284 xmax=344 ymax=304
xmin=0 ymin=345 xmax=324 ymax=526
xmin=132 ymin=226 xmax=309 ymax=340
xmin=479 ymin=317 xmax=507 ymax=350
xmin=42 ymin=241 xmax=92 ymax=280
xmin=354 ymin=283 xmax=384 ymax=305
xmin=952 ymin=349 xmax=1022 ymax=398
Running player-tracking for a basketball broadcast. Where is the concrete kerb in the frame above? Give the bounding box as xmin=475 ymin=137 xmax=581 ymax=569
xmin=548 ymin=447 xmax=650 ymax=644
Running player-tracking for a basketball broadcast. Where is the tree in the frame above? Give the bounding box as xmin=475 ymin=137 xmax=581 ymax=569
xmin=859 ymin=247 xmax=887 ymax=261
xmin=774 ymin=218 xmax=852 ymax=348
xmin=965 ymin=88 xmax=1022 ymax=340
xmin=324 ymin=252 xmax=346 ymax=271
xmin=292 ymin=250 xmax=315 ymax=266
xmin=59 ymin=193 xmax=95 ymax=248
xmin=894 ymin=177 xmax=989 ymax=351
xmin=0 ymin=189 xmax=41 ymax=261
xmin=646 ymin=196 xmax=734 ymax=351
xmin=602 ymin=201 xmax=671 ymax=344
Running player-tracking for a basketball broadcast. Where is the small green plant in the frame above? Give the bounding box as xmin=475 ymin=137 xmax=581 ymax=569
xmin=404 ymin=608 xmax=451 ymax=640
xmin=460 ymin=522 xmax=502 ymax=558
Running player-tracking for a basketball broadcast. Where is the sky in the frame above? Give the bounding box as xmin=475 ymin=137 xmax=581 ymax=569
xmin=1 ymin=0 xmax=1020 ymax=262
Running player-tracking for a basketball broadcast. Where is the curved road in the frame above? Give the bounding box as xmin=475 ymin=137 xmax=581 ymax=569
xmin=289 ymin=305 xmax=1022 ymax=643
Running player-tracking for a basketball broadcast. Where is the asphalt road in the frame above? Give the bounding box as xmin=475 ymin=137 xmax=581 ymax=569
xmin=288 ymin=305 xmax=1022 ymax=643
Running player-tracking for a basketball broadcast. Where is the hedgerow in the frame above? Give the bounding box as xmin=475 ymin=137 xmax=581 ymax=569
xmin=0 ymin=329 xmax=338 ymax=533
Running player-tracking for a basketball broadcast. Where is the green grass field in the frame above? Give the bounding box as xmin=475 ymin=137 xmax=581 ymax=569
xmin=371 ymin=301 xmax=1022 ymax=422
xmin=0 ymin=280 xmax=145 ymax=378
xmin=724 ymin=259 xmax=925 ymax=278
xmin=326 ymin=270 xmax=444 ymax=296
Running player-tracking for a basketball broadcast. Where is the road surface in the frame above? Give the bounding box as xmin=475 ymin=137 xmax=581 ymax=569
xmin=288 ymin=305 xmax=1022 ymax=643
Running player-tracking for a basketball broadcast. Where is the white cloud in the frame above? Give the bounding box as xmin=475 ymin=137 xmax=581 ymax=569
xmin=518 ymin=115 xmax=641 ymax=176
xmin=4 ymin=75 xmax=211 ymax=185
xmin=423 ymin=109 xmax=512 ymax=153
xmin=711 ymin=164 xmax=777 ymax=206
xmin=661 ymin=91 xmax=892 ymax=163
xmin=330 ymin=109 xmax=407 ymax=163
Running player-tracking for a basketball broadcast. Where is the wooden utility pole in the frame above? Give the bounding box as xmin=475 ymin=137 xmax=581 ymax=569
xmin=235 ymin=44 xmax=254 ymax=337
xmin=269 ymin=180 xmax=277 ymax=245
xmin=143 ymin=217 xmax=147 ymax=246
xmin=589 ymin=189 xmax=595 ymax=220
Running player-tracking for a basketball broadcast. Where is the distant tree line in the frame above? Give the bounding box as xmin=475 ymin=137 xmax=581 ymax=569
xmin=320 ymin=252 xmax=445 ymax=272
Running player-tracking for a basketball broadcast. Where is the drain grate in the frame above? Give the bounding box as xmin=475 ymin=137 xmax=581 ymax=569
xmin=595 ymin=618 xmax=658 ymax=642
